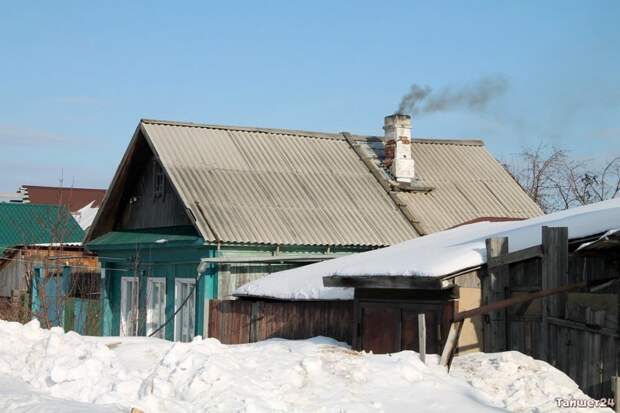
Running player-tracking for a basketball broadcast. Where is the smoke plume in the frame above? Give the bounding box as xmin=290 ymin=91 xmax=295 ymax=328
xmin=398 ymin=75 xmax=509 ymax=116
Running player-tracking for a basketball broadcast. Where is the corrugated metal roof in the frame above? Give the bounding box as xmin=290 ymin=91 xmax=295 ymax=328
xmin=140 ymin=120 xmax=418 ymax=247
xmin=0 ymin=203 xmax=85 ymax=255
xmin=391 ymin=140 xmax=543 ymax=234
xmin=88 ymin=118 xmax=542 ymax=248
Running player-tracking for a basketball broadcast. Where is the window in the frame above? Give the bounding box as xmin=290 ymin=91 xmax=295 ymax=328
xmin=146 ymin=278 xmax=166 ymax=338
xmin=120 ymin=277 xmax=139 ymax=336
xmin=153 ymin=159 xmax=165 ymax=198
xmin=174 ymin=279 xmax=196 ymax=342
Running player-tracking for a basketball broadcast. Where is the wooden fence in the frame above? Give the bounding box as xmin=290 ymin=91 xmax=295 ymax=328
xmin=485 ymin=226 xmax=619 ymax=399
xmin=208 ymin=299 xmax=354 ymax=344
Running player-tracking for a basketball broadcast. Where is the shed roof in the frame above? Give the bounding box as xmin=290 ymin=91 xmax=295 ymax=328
xmin=0 ymin=203 xmax=85 ymax=255
xmin=87 ymin=118 xmax=541 ymax=247
xmin=235 ymin=197 xmax=620 ymax=300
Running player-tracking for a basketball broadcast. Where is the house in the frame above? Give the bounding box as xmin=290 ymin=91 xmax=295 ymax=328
xmin=0 ymin=203 xmax=85 ymax=298
xmin=16 ymin=185 xmax=106 ymax=231
xmin=237 ymin=198 xmax=620 ymax=398
xmin=0 ymin=203 xmax=101 ymax=332
xmin=85 ymin=114 xmax=541 ymax=342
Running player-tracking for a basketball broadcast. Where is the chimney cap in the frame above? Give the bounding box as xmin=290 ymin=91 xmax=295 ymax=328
xmin=384 ymin=113 xmax=412 ymax=129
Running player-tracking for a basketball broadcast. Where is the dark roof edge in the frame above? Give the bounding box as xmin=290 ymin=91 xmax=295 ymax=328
xmin=21 ymin=185 xmax=107 ymax=192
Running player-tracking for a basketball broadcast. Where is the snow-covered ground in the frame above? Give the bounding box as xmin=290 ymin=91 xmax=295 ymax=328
xmin=0 ymin=320 xmax=611 ymax=412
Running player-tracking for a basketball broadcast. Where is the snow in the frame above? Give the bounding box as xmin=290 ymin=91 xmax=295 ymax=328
xmin=451 ymin=351 xmax=612 ymax=413
xmin=71 ymin=201 xmax=99 ymax=230
xmin=235 ymin=198 xmax=620 ymax=300
xmin=0 ymin=376 xmax=123 ymax=413
xmin=1 ymin=319 xmax=609 ymax=413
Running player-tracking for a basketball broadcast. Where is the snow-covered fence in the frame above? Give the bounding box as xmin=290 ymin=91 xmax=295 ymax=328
xmin=207 ymin=300 xmax=354 ymax=344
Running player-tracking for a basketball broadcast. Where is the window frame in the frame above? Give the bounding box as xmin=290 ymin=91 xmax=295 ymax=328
xmin=120 ymin=276 xmax=139 ymax=336
xmin=174 ymin=278 xmax=196 ymax=342
xmin=146 ymin=277 xmax=167 ymax=338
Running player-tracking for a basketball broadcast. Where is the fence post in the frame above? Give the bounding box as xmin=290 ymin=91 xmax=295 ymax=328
xmin=418 ymin=313 xmax=426 ymax=363
xmin=484 ymin=237 xmax=509 ymax=352
xmin=541 ymin=226 xmax=568 ymax=363
xmin=61 ymin=266 xmax=71 ymax=331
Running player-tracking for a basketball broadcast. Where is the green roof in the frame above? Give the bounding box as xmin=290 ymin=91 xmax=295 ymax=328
xmin=0 ymin=203 xmax=85 ymax=255
xmin=87 ymin=226 xmax=201 ymax=248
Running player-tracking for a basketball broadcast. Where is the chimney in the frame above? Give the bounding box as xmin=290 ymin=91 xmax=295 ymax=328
xmin=383 ymin=114 xmax=414 ymax=183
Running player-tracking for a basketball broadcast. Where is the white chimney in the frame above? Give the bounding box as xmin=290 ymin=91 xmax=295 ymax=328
xmin=383 ymin=114 xmax=415 ymax=183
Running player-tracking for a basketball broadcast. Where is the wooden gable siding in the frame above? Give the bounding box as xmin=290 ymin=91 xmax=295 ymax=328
xmin=117 ymin=141 xmax=192 ymax=231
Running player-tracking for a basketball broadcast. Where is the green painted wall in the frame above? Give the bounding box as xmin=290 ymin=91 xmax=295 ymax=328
xmin=90 ymin=235 xmax=371 ymax=341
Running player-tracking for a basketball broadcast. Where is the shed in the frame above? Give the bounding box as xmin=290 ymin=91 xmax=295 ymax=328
xmin=240 ymin=198 xmax=620 ymax=399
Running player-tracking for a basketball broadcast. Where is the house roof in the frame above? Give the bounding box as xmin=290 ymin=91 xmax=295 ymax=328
xmin=235 ymin=197 xmax=620 ymax=300
xmin=388 ymin=140 xmax=542 ymax=234
xmin=0 ymin=203 xmax=85 ymax=255
xmin=87 ymin=118 xmax=541 ymax=247
xmin=20 ymin=185 xmax=106 ymax=212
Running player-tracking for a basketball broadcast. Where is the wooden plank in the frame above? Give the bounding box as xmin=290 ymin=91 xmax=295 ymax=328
xmin=485 ymin=237 xmax=509 ymax=352
xmin=456 ymin=282 xmax=587 ymax=322
xmin=567 ymin=327 xmax=578 ymax=382
xmin=487 ymin=245 xmax=543 ymax=268
xmin=602 ymin=336 xmax=616 ymax=399
xmin=547 ymin=316 xmax=619 ymax=337
xmin=418 ymin=313 xmax=428 ymax=358
xmin=592 ymin=330 xmax=602 ymax=398
xmin=440 ymin=321 xmax=463 ymax=369
xmin=541 ymin=226 xmax=569 ymax=362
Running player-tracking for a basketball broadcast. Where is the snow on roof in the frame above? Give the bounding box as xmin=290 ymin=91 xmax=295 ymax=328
xmin=71 ymin=201 xmax=99 ymax=230
xmin=235 ymin=198 xmax=620 ymax=300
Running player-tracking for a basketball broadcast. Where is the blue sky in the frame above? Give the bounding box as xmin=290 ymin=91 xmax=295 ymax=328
xmin=1 ymin=1 xmax=618 ymax=191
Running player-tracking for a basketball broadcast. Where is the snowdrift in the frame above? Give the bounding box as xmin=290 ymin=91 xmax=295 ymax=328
xmin=0 ymin=319 xmax=611 ymax=412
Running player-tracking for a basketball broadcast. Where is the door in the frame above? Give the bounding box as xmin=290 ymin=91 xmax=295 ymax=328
xmin=120 ymin=277 xmax=139 ymax=336
xmin=146 ymin=278 xmax=166 ymax=338
xmin=175 ymin=278 xmax=196 ymax=342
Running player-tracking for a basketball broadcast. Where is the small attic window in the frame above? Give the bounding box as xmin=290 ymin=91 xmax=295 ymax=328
xmin=153 ymin=159 xmax=165 ymax=198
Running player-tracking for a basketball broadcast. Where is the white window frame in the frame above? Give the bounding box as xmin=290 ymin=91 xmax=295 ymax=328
xmin=146 ymin=277 xmax=167 ymax=338
xmin=120 ymin=276 xmax=139 ymax=336
xmin=174 ymin=278 xmax=196 ymax=342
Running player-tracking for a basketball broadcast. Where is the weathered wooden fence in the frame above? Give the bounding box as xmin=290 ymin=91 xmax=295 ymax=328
xmin=208 ymin=299 xmax=354 ymax=344
xmin=485 ymin=226 xmax=619 ymax=399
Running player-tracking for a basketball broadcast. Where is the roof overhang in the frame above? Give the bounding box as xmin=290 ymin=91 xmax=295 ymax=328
xmin=323 ymin=275 xmax=455 ymax=290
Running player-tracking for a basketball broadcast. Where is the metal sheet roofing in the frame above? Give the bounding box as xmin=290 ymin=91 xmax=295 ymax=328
xmin=140 ymin=121 xmax=418 ymax=246
xmin=0 ymin=203 xmax=85 ymax=255
xmin=88 ymin=118 xmax=542 ymax=248
xmin=385 ymin=139 xmax=543 ymax=234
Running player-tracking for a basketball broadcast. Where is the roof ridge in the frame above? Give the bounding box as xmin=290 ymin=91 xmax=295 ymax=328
xmin=411 ymin=138 xmax=484 ymax=146
xmin=142 ymin=119 xmax=485 ymax=146
xmin=141 ymin=118 xmax=346 ymax=141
